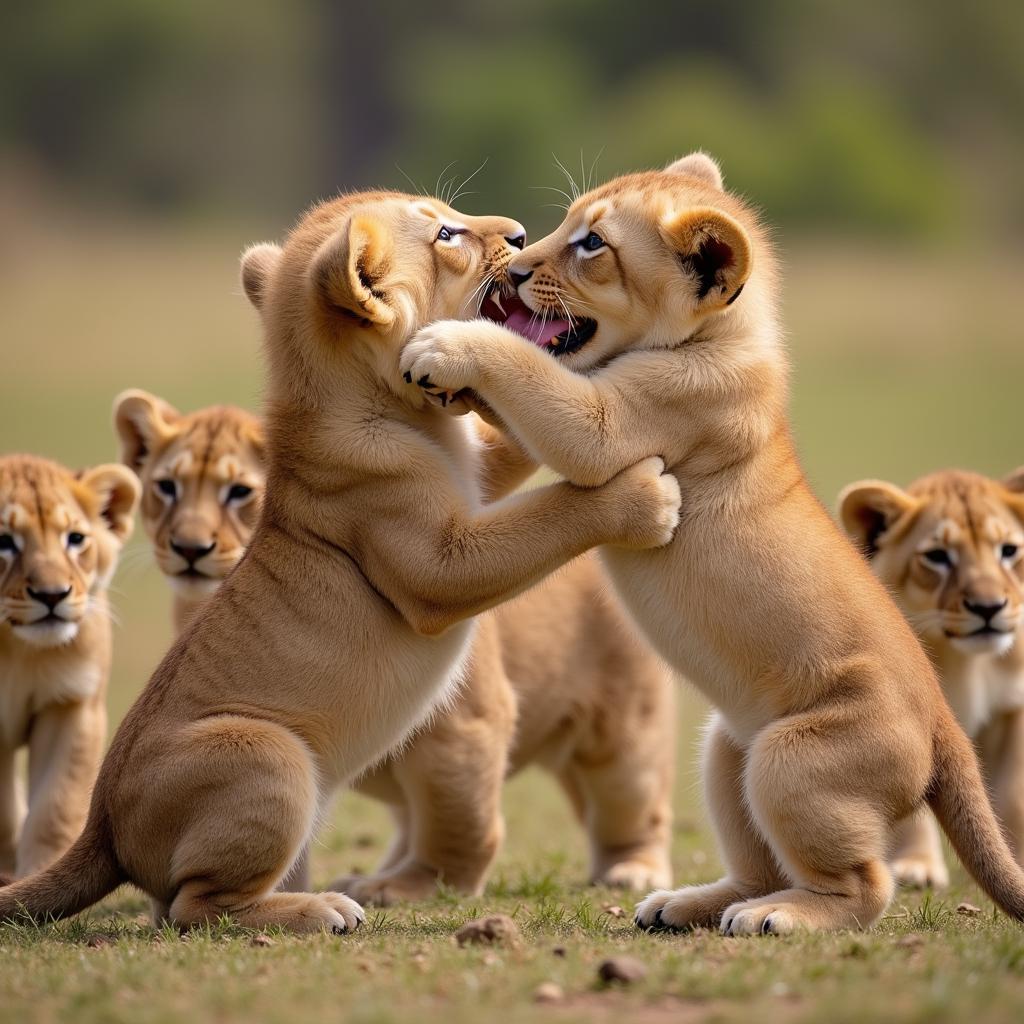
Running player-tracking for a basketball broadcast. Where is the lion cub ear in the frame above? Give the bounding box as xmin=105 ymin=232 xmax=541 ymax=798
xmin=1002 ymin=467 xmax=1024 ymax=494
xmin=240 ymin=242 xmax=283 ymax=312
xmin=77 ymin=464 xmax=141 ymax=543
xmin=310 ymin=215 xmax=396 ymax=328
xmin=838 ymin=480 xmax=919 ymax=557
xmin=113 ymin=389 xmax=181 ymax=473
xmin=665 ymin=152 xmax=724 ymax=191
xmin=661 ymin=208 xmax=751 ymax=311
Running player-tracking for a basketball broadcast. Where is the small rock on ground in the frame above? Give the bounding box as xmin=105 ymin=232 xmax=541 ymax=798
xmin=534 ymin=982 xmax=565 ymax=1004
xmin=598 ymin=956 xmax=648 ymax=985
xmin=956 ymin=902 xmax=982 ymax=916
xmin=454 ymin=914 xmax=520 ymax=947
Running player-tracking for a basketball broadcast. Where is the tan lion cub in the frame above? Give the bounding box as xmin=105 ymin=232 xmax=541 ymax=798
xmin=0 ymin=455 xmax=138 ymax=884
xmin=841 ymin=468 xmax=1024 ymax=885
xmin=400 ymin=154 xmax=1024 ymax=934
xmin=114 ymin=393 xmax=265 ymax=634
xmin=0 ymin=191 xmax=679 ymax=933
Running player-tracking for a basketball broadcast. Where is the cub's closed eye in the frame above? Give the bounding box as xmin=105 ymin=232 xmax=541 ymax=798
xmin=923 ymin=548 xmax=951 ymax=567
xmin=156 ymin=479 xmax=177 ymax=499
xmin=577 ymin=231 xmax=606 ymax=253
xmin=0 ymin=534 xmax=16 ymax=553
xmin=226 ymin=483 xmax=253 ymax=503
xmin=67 ymin=531 xmax=86 ymax=547
xmin=1001 ymin=543 xmax=1019 ymax=560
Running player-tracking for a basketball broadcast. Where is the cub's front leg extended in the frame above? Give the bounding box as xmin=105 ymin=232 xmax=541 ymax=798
xmin=355 ymin=458 xmax=680 ymax=637
xmin=401 ymin=321 xmax=674 ymax=487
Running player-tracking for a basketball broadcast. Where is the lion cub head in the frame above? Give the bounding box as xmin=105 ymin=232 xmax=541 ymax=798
xmin=0 ymin=454 xmax=139 ymax=648
xmin=480 ymin=152 xmax=765 ymax=371
xmin=840 ymin=470 xmax=1024 ymax=657
xmin=239 ymin=191 xmax=526 ymax=395
xmin=114 ymin=392 xmax=264 ymax=598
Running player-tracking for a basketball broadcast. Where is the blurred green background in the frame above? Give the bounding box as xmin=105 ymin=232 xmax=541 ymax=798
xmin=1 ymin=0 xmax=1023 ymax=885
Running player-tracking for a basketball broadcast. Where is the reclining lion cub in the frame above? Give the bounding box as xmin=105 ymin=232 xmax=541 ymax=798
xmin=0 ymin=191 xmax=680 ymax=933
xmin=116 ymin=393 xmax=675 ymax=902
xmin=840 ymin=468 xmax=1024 ymax=886
xmin=401 ymin=153 xmax=1024 ymax=933
xmin=113 ymin=392 xmax=265 ymax=634
xmin=0 ymin=454 xmax=138 ymax=884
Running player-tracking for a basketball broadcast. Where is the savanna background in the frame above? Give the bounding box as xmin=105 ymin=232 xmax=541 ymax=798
xmin=2 ymin=2 xmax=1024 ymax=1022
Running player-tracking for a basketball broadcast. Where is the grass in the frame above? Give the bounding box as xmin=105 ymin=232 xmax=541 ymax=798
xmin=2 ymin=205 xmax=1024 ymax=1022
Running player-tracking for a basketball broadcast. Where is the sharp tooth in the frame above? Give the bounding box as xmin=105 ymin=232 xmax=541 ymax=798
xmin=491 ymin=292 xmax=506 ymax=316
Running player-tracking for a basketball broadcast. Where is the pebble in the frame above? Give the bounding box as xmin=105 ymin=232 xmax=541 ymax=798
xmin=597 ymin=955 xmax=648 ymax=985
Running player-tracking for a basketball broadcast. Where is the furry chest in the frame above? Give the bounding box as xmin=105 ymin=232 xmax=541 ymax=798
xmin=0 ymin=656 xmax=102 ymax=749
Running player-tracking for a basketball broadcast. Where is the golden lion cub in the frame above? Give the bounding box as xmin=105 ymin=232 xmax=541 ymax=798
xmin=113 ymin=392 xmax=264 ymax=633
xmin=401 ymin=153 xmax=1024 ymax=933
xmin=116 ymin=396 xmax=675 ymax=901
xmin=0 ymin=454 xmax=138 ymax=883
xmin=0 ymin=191 xmax=679 ymax=933
xmin=841 ymin=468 xmax=1024 ymax=885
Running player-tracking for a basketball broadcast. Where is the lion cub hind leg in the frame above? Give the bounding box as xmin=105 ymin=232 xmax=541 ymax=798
xmin=725 ymin=715 xmax=897 ymax=936
xmin=635 ymin=716 xmax=785 ymax=932
xmin=890 ymin=806 xmax=949 ymax=889
xmin=158 ymin=716 xmax=362 ymax=934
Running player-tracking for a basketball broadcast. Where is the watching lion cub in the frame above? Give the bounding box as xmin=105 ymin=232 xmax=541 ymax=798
xmin=400 ymin=153 xmax=1024 ymax=933
xmin=0 ymin=454 xmax=138 ymax=883
xmin=841 ymin=468 xmax=1024 ymax=886
xmin=113 ymin=393 xmax=264 ymax=634
xmin=0 ymin=190 xmax=679 ymax=933
xmin=115 ymin=394 xmax=675 ymax=901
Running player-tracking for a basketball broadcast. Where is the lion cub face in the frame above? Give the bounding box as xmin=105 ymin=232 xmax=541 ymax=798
xmin=0 ymin=455 xmax=138 ymax=648
xmin=841 ymin=470 xmax=1024 ymax=656
xmin=481 ymin=153 xmax=754 ymax=371
xmin=113 ymin=393 xmax=264 ymax=598
xmin=242 ymin=192 xmax=526 ymax=391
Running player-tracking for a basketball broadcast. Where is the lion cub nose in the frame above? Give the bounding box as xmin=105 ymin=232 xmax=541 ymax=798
xmin=963 ymin=597 xmax=1008 ymax=622
xmin=27 ymin=585 xmax=72 ymax=611
xmin=170 ymin=539 xmax=216 ymax=566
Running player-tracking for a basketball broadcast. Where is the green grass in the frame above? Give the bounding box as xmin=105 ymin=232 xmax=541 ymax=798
xmin=2 ymin=210 xmax=1024 ymax=1022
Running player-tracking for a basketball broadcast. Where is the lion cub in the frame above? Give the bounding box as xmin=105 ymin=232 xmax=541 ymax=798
xmin=0 ymin=191 xmax=679 ymax=933
xmin=0 ymin=454 xmax=138 ymax=883
xmin=841 ymin=468 xmax=1024 ymax=884
xmin=401 ymin=154 xmax=1024 ymax=933
xmin=116 ymin=395 xmax=675 ymax=901
xmin=113 ymin=393 xmax=265 ymax=633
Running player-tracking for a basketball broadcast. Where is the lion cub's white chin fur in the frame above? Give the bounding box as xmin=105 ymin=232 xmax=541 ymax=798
xmin=11 ymin=619 xmax=81 ymax=649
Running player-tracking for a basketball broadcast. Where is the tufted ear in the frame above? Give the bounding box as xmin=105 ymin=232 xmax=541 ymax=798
xmin=310 ymin=215 xmax=396 ymax=328
xmin=113 ymin=389 xmax=180 ymax=473
xmin=838 ymin=480 xmax=919 ymax=557
xmin=665 ymin=151 xmax=724 ymax=190
xmin=78 ymin=464 xmax=140 ymax=543
xmin=240 ymin=242 xmax=283 ymax=312
xmin=661 ymin=207 xmax=751 ymax=310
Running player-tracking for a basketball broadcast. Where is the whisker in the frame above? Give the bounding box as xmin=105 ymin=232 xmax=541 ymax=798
xmin=433 ymin=160 xmax=459 ymax=201
xmin=449 ymin=158 xmax=489 ymax=205
xmin=552 ymin=154 xmax=580 ymax=201
xmin=395 ymin=163 xmax=428 ymax=196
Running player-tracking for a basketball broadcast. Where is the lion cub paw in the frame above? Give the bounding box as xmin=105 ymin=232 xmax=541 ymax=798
xmin=891 ymin=855 xmax=949 ymax=890
xmin=611 ymin=457 xmax=682 ymax=549
xmin=599 ymin=859 xmax=671 ymax=892
xmin=331 ymin=869 xmax=439 ymax=907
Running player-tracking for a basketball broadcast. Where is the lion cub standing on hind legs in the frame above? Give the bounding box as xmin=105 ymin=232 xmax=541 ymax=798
xmin=401 ymin=152 xmax=1024 ymax=933
xmin=0 ymin=455 xmax=139 ymax=886
xmin=114 ymin=391 xmax=676 ymax=901
xmin=0 ymin=190 xmax=680 ymax=933
xmin=841 ymin=468 xmax=1024 ymax=886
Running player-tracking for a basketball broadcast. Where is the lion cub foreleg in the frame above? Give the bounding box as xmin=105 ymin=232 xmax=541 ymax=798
xmin=985 ymin=708 xmax=1024 ymax=865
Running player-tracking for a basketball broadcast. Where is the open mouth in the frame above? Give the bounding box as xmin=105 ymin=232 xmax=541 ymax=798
xmin=481 ymin=287 xmax=597 ymax=357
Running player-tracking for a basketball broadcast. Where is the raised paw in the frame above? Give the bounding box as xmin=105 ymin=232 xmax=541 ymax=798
xmin=612 ymin=457 xmax=682 ymax=550
xmin=891 ymin=855 xmax=949 ymax=890
xmin=399 ymin=321 xmax=488 ymax=396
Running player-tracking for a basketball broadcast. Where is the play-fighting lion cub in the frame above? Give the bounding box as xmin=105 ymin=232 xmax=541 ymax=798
xmin=0 ymin=191 xmax=679 ymax=933
xmin=117 ymin=394 xmax=675 ymax=902
xmin=0 ymin=454 xmax=138 ymax=883
xmin=401 ymin=153 xmax=1024 ymax=934
xmin=841 ymin=468 xmax=1024 ymax=886
xmin=114 ymin=393 xmax=264 ymax=634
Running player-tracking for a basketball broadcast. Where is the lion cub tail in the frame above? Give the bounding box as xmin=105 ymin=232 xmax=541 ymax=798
xmin=0 ymin=815 xmax=123 ymax=925
xmin=927 ymin=708 xmax=1024 ymax=920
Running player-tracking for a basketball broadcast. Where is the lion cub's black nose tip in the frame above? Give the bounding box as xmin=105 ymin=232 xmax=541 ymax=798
xmin=964 ymin=597 xmax=1008 ymax=622
xmin=27 ymin=586 xmax=72 ymax=611
xmin=504 ymin=232 xmax=526 ymax=250
xmin=171 ymin=540 xmax=216 ymax=566
xmin=509 ymin=268 xmax=533 ymax=288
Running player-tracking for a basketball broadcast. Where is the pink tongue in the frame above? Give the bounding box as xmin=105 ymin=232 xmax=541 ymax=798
xmin=504 ymin=307 xmax=571 ymax=347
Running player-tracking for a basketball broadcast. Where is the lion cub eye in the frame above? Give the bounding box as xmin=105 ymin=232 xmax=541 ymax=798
xmin=436 ymin=226 xmax=464 ymax=245
xmin=0 ymin=534 xmax=17 ymax=554
xmin=226 ymin=483 xmax=253 ymax=505
xmin=1001 ymin=543 xmax=1019 ymax=560
xmin=922 ymin=548 xmax=951 ymax=568
xmin=156 ymin=478 xmax=178 ymax=501
xmin=66 ymin=531 xmax=86 ymax=548
xmin=577 ymin=231 xmax=606 ymax=253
